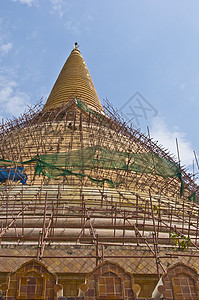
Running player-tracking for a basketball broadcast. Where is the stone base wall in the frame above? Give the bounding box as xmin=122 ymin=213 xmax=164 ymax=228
xmin=1 ymin=258 xmax=199 ymax=299
xmin=58 ymin=298 xmax=84 ymax=300
xmin=0 ymin=244 xmax=199 ymax=275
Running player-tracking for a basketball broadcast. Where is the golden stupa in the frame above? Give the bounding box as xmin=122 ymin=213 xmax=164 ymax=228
xmin=44 ymin=43 xmax=103 ymax=112
xmin=0 ymin=43 xmax=198 ymax=300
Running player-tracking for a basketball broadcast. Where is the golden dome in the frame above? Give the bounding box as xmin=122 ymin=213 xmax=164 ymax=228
xmin=44 ymin=46 xmax=103 ymax=112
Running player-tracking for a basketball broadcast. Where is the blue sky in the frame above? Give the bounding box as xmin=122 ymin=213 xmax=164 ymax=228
xmin=0 ymin=0 xmax=199 ymax=178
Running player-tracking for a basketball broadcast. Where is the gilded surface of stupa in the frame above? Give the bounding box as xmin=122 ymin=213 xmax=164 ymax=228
xmin=44 ymin=44 xmax=103 ymax=112
xmin=0 ymin=43 xmax=199 ymax=300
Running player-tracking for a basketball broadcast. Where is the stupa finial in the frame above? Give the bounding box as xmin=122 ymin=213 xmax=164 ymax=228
xmin=73 ymin=42 xmax=79 ymax=49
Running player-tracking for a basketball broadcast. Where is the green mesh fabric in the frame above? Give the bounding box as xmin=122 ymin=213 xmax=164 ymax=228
xmin=76 ymin=98 xmax=103 ymax=120
xmin=0 ymin=158 xmax=38 ymax=166
xmin=37 ymin=146 xmax=178 ymax=177
xmin=188 ymin=192 xmax=197 ymax=202
xmin=77 ymin=98 xmax=94 ymax=114
xmin=35 ymin=146 xmax=185 ymax=191
xmin=35 ymin=159 xmax=120 ymax=188
xmin=0 ymin=146 xmax=185 ymax=192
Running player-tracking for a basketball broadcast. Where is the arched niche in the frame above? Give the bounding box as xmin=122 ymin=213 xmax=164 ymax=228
xmin=17 ymin=269 xmax=45 ymax=299
xmin=161 ymin=262 xmax=199 ymax=300
xmin=79 ymin=261 xmax=140 ymax=300
xmin=97 ymin=270 xmax=123 ymax=299
xmin=4 ymin=259 xmax=58 ymax=300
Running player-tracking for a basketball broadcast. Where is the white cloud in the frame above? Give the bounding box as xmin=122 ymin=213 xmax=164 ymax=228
xmin=11 ymin=0 xmax=34 ymax=6
xmin=0 ymin=21 xmax=13 ymax=56
xmin=150 ymin=116 xmax=193 ymax=167
xmin=50 ymin=0 xmax=70 ymax=18
xmin=49 ymin=1 xmax=93 ymax=34
xmin=0 ymin=42 xmax=13 ymax=55
xmin=179 ymin=83 xmax=185 ymax=90
xmin=64 ymin=17 xmax=81 ymax=35
xmin=64 ymin=14 xmax=93 ymax=35
xmin=0 ymin=69 xmax=30 ymax=120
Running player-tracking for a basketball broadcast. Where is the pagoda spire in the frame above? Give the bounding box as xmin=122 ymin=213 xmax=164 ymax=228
xmin=44 ymin=44 xmax=103 ymax=112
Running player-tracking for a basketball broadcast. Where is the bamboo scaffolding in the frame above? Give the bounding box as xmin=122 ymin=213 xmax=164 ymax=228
xmin=0 ymin=98 xmax=198 ymax=277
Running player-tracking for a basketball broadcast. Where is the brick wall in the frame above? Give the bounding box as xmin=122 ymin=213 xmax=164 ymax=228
xmin=79 ymin=261 xmax=138 ymax=300
xmin=161 ymin=262 xmax=199 ymax=300
xmin=57 ymin=298 xmax=158 ymax=300
xmin=58 ymin=298 xmax=84 ymax=300
xmin=4 ymin=259 xmax=56 ymax=300
xmin=2 ymin=259 xmax=199 ymax=299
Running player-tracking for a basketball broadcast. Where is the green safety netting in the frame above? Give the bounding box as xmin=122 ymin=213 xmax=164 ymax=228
xmin=35 ymin=146 xmax=184 ymax=192
xmin=35 ymin=160 xmax=119 ymax=188
xmin=77 ymin=98 xmax=95 ymax=114
xmin=188 ymin=192 xmax=197 ymax=202
xmin=0 ymin=146 xmax=185 ymax=192
xmin=76 ymin=98 xmax=103 ymax=120
xmin=36 ymin=146 xmax=177 ymax=176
